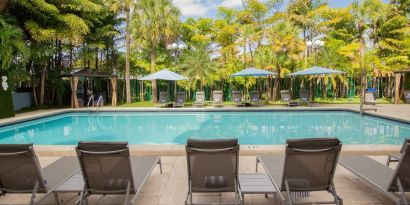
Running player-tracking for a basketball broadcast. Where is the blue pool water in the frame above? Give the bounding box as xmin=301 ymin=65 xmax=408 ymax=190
xmin=0 ymin=111 xmax=409 ymax=145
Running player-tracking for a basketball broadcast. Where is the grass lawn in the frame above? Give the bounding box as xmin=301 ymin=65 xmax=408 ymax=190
xmin=119 ymin=97 xmax=395 ymax=107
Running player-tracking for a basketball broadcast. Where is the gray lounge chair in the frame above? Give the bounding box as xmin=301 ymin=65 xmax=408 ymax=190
xmin=185 ymin=138 xmax=241 ymax=205
xmin=250 ymin=91 xmax=263 ymax=106
xmin=193 ymin=91 xmax=205 ymax=107
xmin=174 ymin=92 xmax=186 ymax=107
xmin=280 ymin=90 xmax=299 ymax=107
xmin=339 ymin=143 xmax=410 ymax=205
xmin=232 ymin=91 xmax=244 ymax=106
xmin=0 ymin=144 xmax=80 ymax=205
xmin=386 ymin=138 xmax=410 ymax=166
xmin=75 ymin=141 xmax=162 ymax=205
xmin=299 ymin=89 xmax=310 ymax=106
xmin=213 ymin=90 xmax=224 ymax=107
xmin=364 ymin=92 xmax=376 ymax=105
xmin=256 ymin=138 xmax=343 ymax=205
xmin=159 ymin=91 xmax=171 ymax=107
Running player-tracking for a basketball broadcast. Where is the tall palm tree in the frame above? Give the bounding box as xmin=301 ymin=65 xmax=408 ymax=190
xmin=106 ymin=0 xmax=133 ymax=103
xmin=132 ymin=0 xmax=180 ymax=102
xmin=179 ymin=46 xmax=216 ymax=91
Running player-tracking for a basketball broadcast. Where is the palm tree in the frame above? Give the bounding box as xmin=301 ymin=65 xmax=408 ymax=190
xmin=179 ymin=46 xmax=216 ymax=91
xmin=132 ymin=0 xmax=180 ymax=102
xmin=0 ymin=17 xmax=28 ymax=71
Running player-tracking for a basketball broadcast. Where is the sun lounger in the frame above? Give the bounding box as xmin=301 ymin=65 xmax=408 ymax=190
xmin=364 ymin=92 xmax=376 ymax=105
xmin=213 ymin=90 xmax=224 ymax=107
xmin=174 ymin=92 xmax=186 ymax=107
xmin=232 ymin=91 xmax=244 ymax=106
xmin=280 ymin=90 xmax=299 ymax=107
xmin=299 ymin=89 xmax=310 ymax=106
xmin=250 ymin=91 xmax=263 ymax=106
xmin=74 ymin=141 xmax=162 ymax=205
xmin=0 ymin=144 xmax=80 ymax=205
xmin=256 ymin=138 xmax=343 ymax=205
xmin=185 ymin=138 xmax=241 ymax=205
xmin=159 ymin=92 xmax=171 ymax=107
xmin=193 ymin=91 xmax=205 ymax=107
xmin=386 ymin=138 xmax=410 ymax=166
xmin=339 ymin=144 xmax=410 ymax=205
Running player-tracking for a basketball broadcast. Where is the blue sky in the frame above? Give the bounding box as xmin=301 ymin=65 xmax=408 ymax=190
xmin=172 ymin=0 xmax=378 ymax=20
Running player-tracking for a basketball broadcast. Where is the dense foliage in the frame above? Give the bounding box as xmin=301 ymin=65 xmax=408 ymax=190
xmin=0 ymin=0 xmax=409 ymax=105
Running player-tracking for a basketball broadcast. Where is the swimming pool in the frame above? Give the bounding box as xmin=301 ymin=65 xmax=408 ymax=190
xmin=0 ymin=111 xmax=409 ymax=145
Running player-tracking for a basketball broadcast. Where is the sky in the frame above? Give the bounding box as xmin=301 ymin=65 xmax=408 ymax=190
xmin=172 ymin=0 xmax=377 ymax=20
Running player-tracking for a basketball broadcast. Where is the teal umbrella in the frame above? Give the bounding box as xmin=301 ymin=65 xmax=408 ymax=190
xmin=288 ymin=66 xmax=345 ymax=76
xmin=231 ymin=68 xmax=276 ymax=100
xmin=139 ymin=69 xmax=187 ymax=101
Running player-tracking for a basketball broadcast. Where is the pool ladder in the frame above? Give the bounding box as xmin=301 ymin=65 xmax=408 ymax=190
xmin=87 ymin=95 xmax=103 ymax=114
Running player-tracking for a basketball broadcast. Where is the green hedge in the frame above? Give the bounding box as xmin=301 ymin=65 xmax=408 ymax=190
xmin=0 ymin=71 xmax=15 ymax=119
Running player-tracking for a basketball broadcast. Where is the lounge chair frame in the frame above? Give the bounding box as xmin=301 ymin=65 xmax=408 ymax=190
xmin=232 ymin=91 xmax=244 ymax=106
xmin=339 ymin=153 xmax=410 ymax=205
xmin=0 ymin=144 xmax=80 ymax=205
xmin=193 ymin=91 xmax=205 ymax=107
xmin=185 ymin=139 xmax=241 ymax=205
xmin=174 ymin=92 xmax=186 ymax=107
xmin=256 ymin=138 xmax=343 ymax=205
xmin=213 ymin=90 xmax=224 ymax=107
xmin=386 ymin=138 xmax=409 ymax=166
xmin=75 ymin=142 xmax=162 ymax=205
xmin=249 ymin=91 xmax=263 ymax=106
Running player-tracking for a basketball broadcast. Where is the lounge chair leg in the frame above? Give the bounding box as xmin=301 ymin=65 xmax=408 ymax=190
xmin=124 ymin=181 xmax=131 ymax=205
xmin=29 ymin=181 xmax=39 ymax=205
xmin=255 ymin=158 xmax=259 ymax=172
xmin=397 ymin=178 xmax=409 ymax=205
xmin=330 ymin=180 xmax=342 ymax=205
xmin=284 ymin=178 xmax=293 ymax=205
xmin=158 ymin=158 xmax=163 ymax=174
xmin=386 ymin=155 xmax=392 ymax=166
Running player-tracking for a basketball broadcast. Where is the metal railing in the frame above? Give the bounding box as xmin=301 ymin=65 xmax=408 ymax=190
xmin=96 ymin=95 xmax=103 ymax=107
xmin=87 ymin=95 xmax=95 ymax=107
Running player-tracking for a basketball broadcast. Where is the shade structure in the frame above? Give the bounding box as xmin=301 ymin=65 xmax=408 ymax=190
xmin=288 ymin=66 xmax=345 ymax=76
xmin=230 ymin=67 xmax=276 ymax=77
xmin=138 ymin=69 xmax=187 ymax=81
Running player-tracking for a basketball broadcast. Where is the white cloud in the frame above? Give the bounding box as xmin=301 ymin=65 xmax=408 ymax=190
xmin=219 ymin=0 xmax=243 ymax=8
xmin=173 ymin=0 xmax=209 ymax=17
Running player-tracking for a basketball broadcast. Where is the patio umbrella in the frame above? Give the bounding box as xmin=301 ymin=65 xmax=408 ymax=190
xmin=138 ymin=69 xmax=188 ymax=101
xmin=230 ymin=67 xmax=277 ymax=100
xmin=287 ymin=66 xmax=346 ymax=101
xmin=138 ymin=69 xmax=187 ymax=81
xmin=287 ymin=66 xmax=345 ymax=76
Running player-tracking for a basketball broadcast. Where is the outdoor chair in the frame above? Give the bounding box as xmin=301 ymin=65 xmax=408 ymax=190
xmin=299 ymin=89 xmax=310 ymax=106
xmin=193 ymin=91 xmax=205 ymax=107
xmin=405 ymin=90 xmax=410 ymax=103
xmin=213 ymin=90 xmax=224 ymax=107
xmin=250 ymin=91 xmax=263 ymax=106
xmin=159 ymin=92 xmax=171 ymax=107
xmin=185 ymin=138 xmax=241 ymax=205
xmin=386 ymin=138 xmax=410 ymax=166
xmin=364 ymin=92 xmax=376 ymax=105
xmin=256 ymin=138 xmax=343 ymax=205
xmin=231 ymin=91 xmax=244 ymax=106
xmin=0 ymin=144 xmax=80 ymax=205
xmin=174 ymin=92 xmax=186 ymax=107
xmin=280 ymin=90 xmax=299 ymax=107
xmin=75 ymin=141 xmax=162 ymax=205
xmin=339 ymin=142 xmax=410 ymax=205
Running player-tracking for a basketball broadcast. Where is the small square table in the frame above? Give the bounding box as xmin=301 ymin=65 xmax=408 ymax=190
xmin=238 ymin=173 xmax=277 ymax=205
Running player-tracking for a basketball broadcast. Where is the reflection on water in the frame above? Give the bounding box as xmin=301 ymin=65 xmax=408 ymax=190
xmin=0 ymin=112 xmax=409 ymax=145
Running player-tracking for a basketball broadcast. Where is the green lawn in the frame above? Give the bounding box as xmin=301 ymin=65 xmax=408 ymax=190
xmin=119 ymin=97 xmax=395 ymax=107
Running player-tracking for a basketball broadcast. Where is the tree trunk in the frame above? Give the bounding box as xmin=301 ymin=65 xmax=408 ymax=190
xmin=125 ymin=8 xmax=131 ymax=103
xmin=39 ymin=63 xmax=46 ymax=106
xmin=359 ymin=30 xmax=366 ymax=114
xmin=322 ymin=77 xmax=326 ymax=99
xmin=151 ymin=49 xmax=158 ymax=103
xmin=394 ymin=74 xmax=401 ymax=104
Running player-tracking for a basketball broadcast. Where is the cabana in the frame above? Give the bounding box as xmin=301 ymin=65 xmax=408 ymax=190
xmin=62 ymin=68 xmax=117 ymax=108
xmin=393 ymin=68 xmax=410 ymax=104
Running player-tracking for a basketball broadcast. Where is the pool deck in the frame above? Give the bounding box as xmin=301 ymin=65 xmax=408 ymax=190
xmin=0 ymin=104 xmax=410 ymax=204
